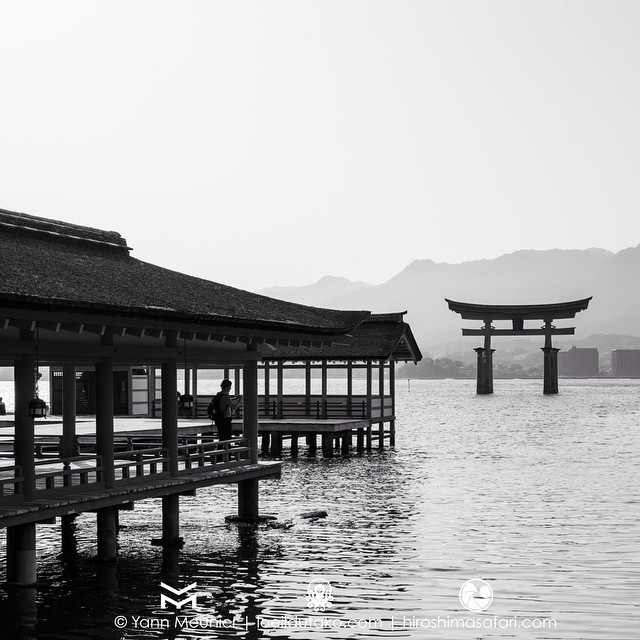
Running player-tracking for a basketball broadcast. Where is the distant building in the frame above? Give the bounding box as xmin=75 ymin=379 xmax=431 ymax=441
xmin=611 ymin=349 xmax=640 ymax=377
xmin=559 ymin=346 xmax=599 ymax=377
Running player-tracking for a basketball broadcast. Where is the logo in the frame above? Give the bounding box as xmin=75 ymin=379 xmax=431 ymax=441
xmin=306 ymin=578 xmax=333 ymax=612
xmin=458 ymin=579 xmax=493 ymax=612
xmin=160 ymin=582 xmax=199 ymax=609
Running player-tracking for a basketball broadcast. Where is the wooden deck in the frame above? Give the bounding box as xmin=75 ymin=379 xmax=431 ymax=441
xmin=0 ymin=461 xmax=280 ymax=529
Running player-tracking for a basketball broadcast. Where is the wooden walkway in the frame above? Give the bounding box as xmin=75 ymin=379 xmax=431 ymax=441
xmin=0 ymin=461 xmax=280 ymax=529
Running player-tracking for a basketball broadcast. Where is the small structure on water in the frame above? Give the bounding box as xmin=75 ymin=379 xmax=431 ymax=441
xmin=445 ymin=298 xmax=592 ymax=394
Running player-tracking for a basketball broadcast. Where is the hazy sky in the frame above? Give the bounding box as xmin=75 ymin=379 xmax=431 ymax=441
xmin=1 ymin=1 xmax=639 ymax=291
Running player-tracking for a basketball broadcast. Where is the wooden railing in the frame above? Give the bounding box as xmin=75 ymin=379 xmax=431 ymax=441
xmin=153 ymin=394 xmax=394 ymax=420
xmin=0 ymin=437 xmax=253 ymax=506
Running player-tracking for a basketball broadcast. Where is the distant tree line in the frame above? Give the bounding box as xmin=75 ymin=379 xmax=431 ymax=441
xmin=398 ymin=356 xmax=543 ymax=379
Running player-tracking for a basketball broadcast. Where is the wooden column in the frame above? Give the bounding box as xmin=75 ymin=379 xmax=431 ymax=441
xmin=378 ymin=360 xmax=385 ymax=448
xmin=8 ymin=329 xmax=35 ymax=585
xmin=61 ymin=363 xmax=77 ymax=458
xmin=238 ymin=344 xmax=259 ymax=518
xmin=264 ymin=362 xmax=271 ymax=416
xmin=290 ymin=432 xmax=299 ymax=457
xmin=162 ymin=494 xmax=181 ymax=545
xmin=6 ymin=524 xmax=37 ymax=585
xmin=276 ymin=361 xmax=284 ymax=418
xmin=191 ymin=367 xmax=198 ymax=418
xmin=271 ymin=432 xmax=283 ymax=457
xmin=96 ymin=333 xmax=117 ymax=561
xmin=542 ymin=320 xmax=560 ymax=394
xmin=96 ymin=333 xmax=115 ymax=489
xmin=148 ymin=366 xmax=156 ymax=417
xmin=305 ymin=362 xmax=312 ymax=416
xmin=15 ymin=330 xmax=36 ymax=501
xmin=475 ymin=320 xmax=494 ymax=394
xmin=347 ymin=362 xmax=353 ymax=417
xmin=162 ymin=336 xmax=179 ymax=477
xmin=96 ymin=507 xmax=117 ymax=561
xmin=321 ymin=360 xmax=328 ymax=418
xmin=366 ymin=360 xmax=373 ymax=450
xmin=389 ymin=360 xmax=396 ymax=446
xmin=322 ymin=433 xmax=334 ymax=458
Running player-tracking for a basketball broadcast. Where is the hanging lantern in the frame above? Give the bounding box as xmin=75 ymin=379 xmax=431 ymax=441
xmin=28 ymin=396 xmax=47 ymax=418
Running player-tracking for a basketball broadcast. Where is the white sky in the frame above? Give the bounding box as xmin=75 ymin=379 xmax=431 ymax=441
xmin=1 ymin=1 xmax=639 ymax=291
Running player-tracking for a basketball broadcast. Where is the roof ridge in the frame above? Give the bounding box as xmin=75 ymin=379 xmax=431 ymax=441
xmin=0 ymin=208 xmax=130 ymax=251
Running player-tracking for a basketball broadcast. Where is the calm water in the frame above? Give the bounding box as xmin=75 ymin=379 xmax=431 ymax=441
xmin=0 ymin=379 xmax=638 ymax=639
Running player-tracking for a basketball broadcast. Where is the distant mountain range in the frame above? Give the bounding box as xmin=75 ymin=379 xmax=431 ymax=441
xmin=258 ymin=246 xmax=640 ymax=354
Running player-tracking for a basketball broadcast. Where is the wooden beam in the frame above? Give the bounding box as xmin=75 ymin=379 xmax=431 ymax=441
xmin=462 ymin=327 xmax=575 ymax=337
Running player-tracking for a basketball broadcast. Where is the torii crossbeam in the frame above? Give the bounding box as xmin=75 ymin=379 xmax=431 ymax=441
xmin=445 ymin=298 xmax=592 ymax=394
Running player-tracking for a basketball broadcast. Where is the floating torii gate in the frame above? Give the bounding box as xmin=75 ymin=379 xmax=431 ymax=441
xmin=445 ymin=298 xmax=592 ymax=394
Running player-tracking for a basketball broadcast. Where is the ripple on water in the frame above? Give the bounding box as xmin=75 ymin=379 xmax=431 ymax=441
xmin=0 ymin=379 xmax=638 ymax=639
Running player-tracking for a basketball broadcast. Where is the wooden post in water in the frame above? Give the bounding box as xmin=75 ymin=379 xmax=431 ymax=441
xmin=96 ymin=332 xmax=117 ymax=560
xmin=389 ymin=360 xmax=396 ymax=446
xmin=7 ymin=523 xmax=37 ymax=586
xmin=238 ymin=345 xmax=259 ymax=518
xmin=8 ymin=332 xmax=38 ymax=585
xmin=542 ymin=320 xmax=560 ymax=394
xmin=474 ymin=320 xmax=494 ymax=394
xmin=160 ymin=337 xmax=181 ymax=544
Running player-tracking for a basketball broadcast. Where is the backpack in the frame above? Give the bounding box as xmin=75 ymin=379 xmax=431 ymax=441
xmin=206 ymin=393 xmax=224 ymax=420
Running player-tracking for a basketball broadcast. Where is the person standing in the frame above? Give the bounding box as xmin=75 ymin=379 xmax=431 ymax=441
xmin=209 ymin=379 xmax=241 ymax=441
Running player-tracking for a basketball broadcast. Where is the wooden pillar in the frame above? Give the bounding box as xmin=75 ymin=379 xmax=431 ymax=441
xmin=341 ymin=432 xmax=351 ymax=455
xmin=234 ymin=367 xmax=241 ymax=395
xmin=321 ymin=360 xmax=328 ymax=418
xmin=96 ymin=333 xmax=115 ymax=488
xmin=307 ymin=433 xmax=317 ymax=455
xmin=264 ymin=362 xmax=271 ymax=416
xmin=474 ymin=321 xmax=494 ymax=394
xmin=322 ymin=433 xmax=334 ymax=458
xmin=356 ymin=428 xmax=365 ymax=452
xmin=389 ymin=360 xmax=396 ymax=446
xmin=96 ymin=507 xmax=117 ymax=561
xmin=271 ymin=432 xmax=283 ymax=457
xmin=290 ymin=432 xmax=299 ymax=457
xmin=347 ymin=362 xmax=353 ymax=417
xmin=305 ymin=362 xmax=312 ymax=416
xmin=15 ymin=330 xmax=36 ymax=501
xmin=276 ymin=361 xmax=284 ymax=418
xmin=162 ymin=494 xmax=181 ymax=545
xmin=191 ymin=367 xmax=198 ymax=418
xmin=61 ymin=363 xmax=77 ymax=458
xmin=542 ymin=320 xmax=559 ymax=394
xmin=6 ymin=523 xmax=37 ymax=585
xmin=162 ymin=335 xmax=179 ymax=477
xmin=378 ymin=360 xmax=385 ymax=448
xmin=261 ymin=432 xmax=270 ymax=454
xmin=239 ymin=344 xmax=259 ymax=518
xmin=148 ymin=366 xmax=156 ymax=417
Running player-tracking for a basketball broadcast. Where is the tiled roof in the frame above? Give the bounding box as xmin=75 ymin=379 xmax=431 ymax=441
xmin=0 ymin=208 xmax=369 ymax=336
xmin=259 ymin=313 xmax=422 ymax=362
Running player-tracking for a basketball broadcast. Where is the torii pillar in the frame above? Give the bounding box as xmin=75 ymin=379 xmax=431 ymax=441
xmin=542 ymin=320 xmax=560 ymax=395
xmin=474 ymin=320 xmax=495 ymax=394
